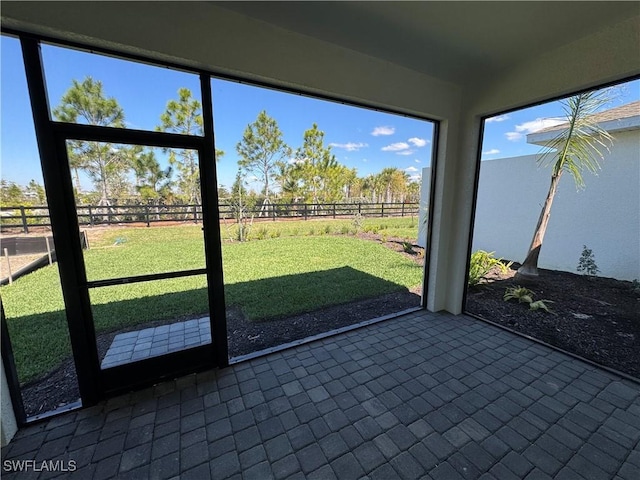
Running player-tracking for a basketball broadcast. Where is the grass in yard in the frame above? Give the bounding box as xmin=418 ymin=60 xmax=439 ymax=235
xmin=2 ymin=230 xmax=422 ymax=383
xmin=221 ymin=216 xmax=420 ymax=242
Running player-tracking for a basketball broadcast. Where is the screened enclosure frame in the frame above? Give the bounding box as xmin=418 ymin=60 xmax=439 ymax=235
xmin=461 ymin=73 xmax=640 ymax=316
xmin=2 ymin=28 xmax=440 ymax=425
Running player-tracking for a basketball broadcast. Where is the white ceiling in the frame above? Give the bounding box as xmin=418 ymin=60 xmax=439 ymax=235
xmin=214 ymin=1 xmax=638 ymax=84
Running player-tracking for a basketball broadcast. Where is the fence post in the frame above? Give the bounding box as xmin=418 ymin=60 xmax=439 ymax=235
xmin=4 ymin=248 xmax=12 ymax=285
xmin=145 ymin=205 xmax=150 ymax=227
xmin=20 ymin=206 xmax=28 ymax=234
xmin=304 ymin=204 xmax=308 ymax=221
xmin=45 ymin=236 xmax=53 ymax=264
xmin=381 ymin=203 xmax=385 ymax=218
xmin=193 ymin=204 xmax=198 ymax=224
xmin=401 ymin=202 xmax=405 ymax=217
xmin=88 ymin=206 xmax=93 ymax=226
xmin=333 ymin=204 xmax=336 ymax=219
xmin=358 ymin=203 xmax=361 ymax=214
xmin=272 ymin=204 xmax=276 ymax=221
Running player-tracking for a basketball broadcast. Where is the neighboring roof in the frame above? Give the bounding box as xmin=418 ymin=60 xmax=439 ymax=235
xmin=528 ymin=100 xmax=640 ymax=145
xmin=537 ymin=101 xmax=640 ymax=133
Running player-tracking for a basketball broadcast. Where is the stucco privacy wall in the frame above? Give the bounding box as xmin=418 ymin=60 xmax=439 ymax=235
xmin=472 ymin=129 xmax=640 ymax=280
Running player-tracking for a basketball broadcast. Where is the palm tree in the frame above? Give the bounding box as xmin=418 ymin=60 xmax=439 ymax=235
xmin=517 ymin=90 xmax=614 ymax=278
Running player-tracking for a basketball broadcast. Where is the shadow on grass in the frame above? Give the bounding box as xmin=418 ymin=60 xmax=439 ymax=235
xmin=7 ymin=267 xmax=413 ymax=384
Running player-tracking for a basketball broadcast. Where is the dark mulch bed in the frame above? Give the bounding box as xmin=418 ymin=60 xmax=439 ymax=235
xmin=227 ymin=288 xmax=421 ymax=358
xmin=466 ymin=263 xmax=640 ymax=379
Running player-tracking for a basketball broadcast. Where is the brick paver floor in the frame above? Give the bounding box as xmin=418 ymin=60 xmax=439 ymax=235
xmin=102 ymin=318 xmax=211 ymax=368
xmin=2 ymin=311 xmax=639 ymax=479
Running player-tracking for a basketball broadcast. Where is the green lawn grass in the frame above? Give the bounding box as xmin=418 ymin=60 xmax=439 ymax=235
xmin=2 ymin=225 xmax=422 ymax=383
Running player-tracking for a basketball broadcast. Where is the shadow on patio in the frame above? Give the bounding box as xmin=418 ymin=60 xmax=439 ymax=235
xmin=2 ymin=310 xmax=639 ymax=479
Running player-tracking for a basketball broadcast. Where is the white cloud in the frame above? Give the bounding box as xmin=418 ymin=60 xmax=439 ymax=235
xmin=405 ymin=166 xmax=419 ymax=172
xmin=408 ymin=137 xmax=428 ymax=147
xmin=414 ymin=159 xmax=421 ymax=163
xmin=381 ymin=142 xmax=410 ymax=152
xmin=482 ymin=149 xmax=500 ymax=155
xmin=505 ymin=132 xmax=524 ymax=142
xmin=329 ymin=142 xmax=368 ymax=151
xmin=409 ymin=174 xmax=422 ymax=182
xmin=371 ymin=126 xmax=395 ymax=136
xmin=486 ymin=114 xmax=509 ymax=123
xmin=506 ymin=117 xmax=565 ymax=141
xmin=396 ymin=150 xmax=415 ymax=156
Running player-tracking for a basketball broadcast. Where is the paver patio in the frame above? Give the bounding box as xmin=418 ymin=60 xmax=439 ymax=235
xmin=102 ymin=318 xmax=212 ymax=368
xmin=2 ymin=310 xmax=639 ymax=479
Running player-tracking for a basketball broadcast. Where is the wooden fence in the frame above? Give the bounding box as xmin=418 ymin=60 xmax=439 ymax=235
xmin=0 ymin=202 xmax=420 ymax=233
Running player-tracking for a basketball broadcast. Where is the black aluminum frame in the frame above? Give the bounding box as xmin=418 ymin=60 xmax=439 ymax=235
xmin=461 ymin=73 xmax=640 ymax=313
xmin=3 ymin=28 xmax=439 ymax=423
xmin=18 ymin=36 xmax=229 ymax=407
xmin=420 ymin=121 xmax=439 ymax=308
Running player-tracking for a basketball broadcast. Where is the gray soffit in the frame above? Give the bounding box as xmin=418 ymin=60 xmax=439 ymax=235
xmin=214 ymin=1 xmax=639 ymax=84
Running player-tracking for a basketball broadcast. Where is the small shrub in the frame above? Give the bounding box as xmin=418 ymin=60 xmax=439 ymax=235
xmin=255 ymin=226 xmax=269 ymax=240
xmin=530 ymin=299 xmax=554 ymax=312
xmin=504 ymin=285 xmax=554 ymax=313
xmin=577 ymin=245 xmax=599 ymax=278
xmin=308 ymin=228 xmax=315 ymax=236
xmin=291 ymin=228 xmax=299 ymax=237
xmin=468 ymin=250 xmax=511 ymax=287
xmin=323 ymin=225 xmax=332 ymax=235
xmin=380 ymin=233 xmax=388 ymax=243
xmin=402 ymin=242 xmax=416 ymax=254
xmin=269 ymin=230 xmax=281 ymax=239
xmin=340 ymin=225 xmax=350 ymax=235
xmin=503 ymin=286 xmax=534 ymax=304
xmin=352 ymin=213 xmax=364 ymax=233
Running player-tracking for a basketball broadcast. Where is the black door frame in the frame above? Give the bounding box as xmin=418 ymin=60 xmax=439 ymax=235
xmin=19 ymin=37 xmax=228 ymax=404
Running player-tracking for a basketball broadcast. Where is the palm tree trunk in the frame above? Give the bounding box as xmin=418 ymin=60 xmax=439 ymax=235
xmin=517 ymin=170 xmax=563 ymax=277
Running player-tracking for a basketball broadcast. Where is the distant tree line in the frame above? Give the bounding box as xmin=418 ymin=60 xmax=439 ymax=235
xmin=3 ymin=77 xmax=421 ymax=210
xmin=0 ymin=179 xmax=46 ymax=207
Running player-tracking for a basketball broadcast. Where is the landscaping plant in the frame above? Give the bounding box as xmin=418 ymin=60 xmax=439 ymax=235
xmin=468 ymin=250 xmax=511 ymax=287
xmin=504 ymin=285 xmax=553 ymax=312
xmin=518 ymin=89 xmax=615 ymax=278
xmin=577 ymin=245 xmax=600 ymax=278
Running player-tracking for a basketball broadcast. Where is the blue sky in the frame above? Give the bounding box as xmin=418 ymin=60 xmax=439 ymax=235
xmin=1 ymin=36 xmax=638 ymax=192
